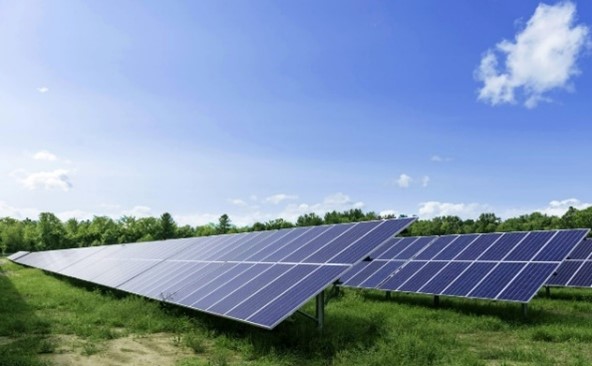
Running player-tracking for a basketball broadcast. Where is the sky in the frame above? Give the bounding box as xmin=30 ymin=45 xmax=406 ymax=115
xmin=1 ymin=0 xmax=591 ymax=226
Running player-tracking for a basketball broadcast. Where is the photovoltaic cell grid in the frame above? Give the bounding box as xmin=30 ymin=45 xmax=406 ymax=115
xmin=340 ymin=229 xmax=589 ymax=303
xmin=547 ymin=239 xmax=592 ymax=288
xmin=11 ymin=218 xmax=415 ymax=329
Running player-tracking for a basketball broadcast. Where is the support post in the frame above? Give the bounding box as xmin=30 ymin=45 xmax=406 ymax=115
xmin=316 ymin=291 xmax=325 ymax=331
xmin=545 ymin=286 xmax=551 ymax=298
xmin=386 ymin=291 xmax=391 ymax=300
xmin=434 ymin=295 xmax=440 ymax=307
xmin=521 ymin=303 xmax=528 ymax=318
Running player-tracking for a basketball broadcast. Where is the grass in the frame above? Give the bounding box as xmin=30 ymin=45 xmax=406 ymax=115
xmin=1 ymin=259 xmax=592 ymax=365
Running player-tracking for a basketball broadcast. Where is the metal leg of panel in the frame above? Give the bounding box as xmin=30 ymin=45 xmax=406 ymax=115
xmin=434 ymin=295 xmax=440 ymax=307
xmin=316 ymin=291 xmax=325 ymax=331
xmin=545 ymin=286 xmax=551 ymax=298
xmin=386 ymin=291 xmax=392 ymax=300
xmin=521 ymin=303 xmax=528 ymax=318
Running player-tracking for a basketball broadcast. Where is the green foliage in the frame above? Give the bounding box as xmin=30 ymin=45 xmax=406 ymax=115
xmin=296 ymin=212 xmax=324 ymax=226
xmin=217 ymin=214 xmax=231 ymax=234
xmin=160 ymin=212 xmax=177 ymax=240
xmin=1 ymin=206 xmax=592 ymax=253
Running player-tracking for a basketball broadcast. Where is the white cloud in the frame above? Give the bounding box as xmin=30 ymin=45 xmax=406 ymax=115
xmin=476 ymin=1 xmax=590 ymax=108
xmin=33 ymin=150 xmax=58 ymax=161
xmin=228 ymin=198 xmax=248 ymax=207
xmin=379 ymin=209 xmax=399 ymax=218
xmin=0 ymin=201 xmax=38 ymax=219
xmin=121 ymin=205 xmax=152 ymax=218
xmin=541 ymin=198 xmax=591 ymax=215
xmin=276 ymin=192 xmax=365 ymax=223
xmin=502 ymin=198 xmax=592 ymax=218
xmin=421 ymin=176 xmax=430 ymax=187
xmin=431 ymin=155 xmax=452 ymax=162
xmin=99 ymin=203 xmax=122 ymax=210
xmin=36 ymin=86 xmax=49 ymax=93
xmin=396 ymin=174 xmax=412 ymax=188
xmin=418 ymin=201 xmax=491 ymax=219
xmin=12 ymin=169 xmax=73 ymax=191
xmin=265 ymin=194 xmax=298 ymax=205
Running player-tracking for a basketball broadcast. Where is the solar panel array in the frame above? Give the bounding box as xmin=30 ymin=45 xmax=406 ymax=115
xmin=547 ymin=238 xmax=592 ymax=288
xmin=6 ymin=251 xmax=30 ymax=261
xmin=11 ymin=218 xmax=415 ymax=329
xmin=341 ymin=229 xmax=589 ymax=303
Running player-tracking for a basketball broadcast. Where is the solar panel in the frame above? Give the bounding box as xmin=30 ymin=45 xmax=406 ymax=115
xmin=547 ymin=238 xmax=592 ymax=288
xmin=11 ymin=217 xmax=415 ymax=329
xmin=341 ymin=229 xmax=589 ymax=303
xmin=6 ymin=251 xmax=30 ymax=261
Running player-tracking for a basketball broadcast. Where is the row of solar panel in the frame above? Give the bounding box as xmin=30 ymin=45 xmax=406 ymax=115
xmin=10 ymin=218 xmax=415 ymax=329
xmin=341 ymin=230 xmax=590 ymax=302
xmin=8 ymin=225 xmax=591 ymax=329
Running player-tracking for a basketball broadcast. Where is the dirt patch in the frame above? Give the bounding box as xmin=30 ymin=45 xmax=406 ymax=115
xmin=40 ymin=333 xmax=195 ymax=366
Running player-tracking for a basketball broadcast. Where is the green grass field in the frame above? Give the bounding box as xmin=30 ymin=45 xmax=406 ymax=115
xmin=2 ymin=258 xmax=592 ymax=366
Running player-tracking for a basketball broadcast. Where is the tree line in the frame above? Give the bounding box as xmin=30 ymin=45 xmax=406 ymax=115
xmin=1 ymin=207 xmax=591 ymax=255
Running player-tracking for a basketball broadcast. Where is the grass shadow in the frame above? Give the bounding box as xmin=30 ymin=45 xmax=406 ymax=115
xmin=156 ymin=289 xmax=388 ymax=360
xmin=357 ymin=289 xmax=578 ymax=326
xmin=0 ymin=260 xmax=53 ymax=366
xmin=33 ymin=270 xmax=386 ymax=361
xmin=544 ymin=286 xmax=592 ymax=302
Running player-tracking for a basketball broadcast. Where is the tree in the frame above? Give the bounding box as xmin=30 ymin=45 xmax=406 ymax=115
xmin=217 ymin=214 xmax=231 ymax=234
xmin=176 ymin=225 xmax=195 ymax=238
xmin=135 ymin=217 xmax=161 ymax=242
xmin=37 ymin=212 xmax=66 ymax=250
xmin=159 ymin=212 xmax=177 ymax=240
xmin=0 ymin=218 xmax=24 ymax=254
xmin=475 ymin=213 xmax=501 ymax=233
xmin=264 ymin=218 xmax=294 ymax=230
xmin=296 ymin=213 xmax=324 ymax=227
xmin=118 ymin=216 xmax=141 ymax=243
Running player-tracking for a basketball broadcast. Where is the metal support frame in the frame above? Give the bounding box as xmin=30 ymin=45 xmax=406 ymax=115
xmin=545 ymin=286 xmax=551 ymax=298
xmin=386 ymin=291 xmax=392 ymax=300
xmin=316 ymin=291 xmax=325 ymax=330
xmin=521 ymin=303 xmax=528 ymax=317
xmin=295 ymin=291 xmax=325 ymax=330
xmin=434 ymin=295 xmax=440 ymax=307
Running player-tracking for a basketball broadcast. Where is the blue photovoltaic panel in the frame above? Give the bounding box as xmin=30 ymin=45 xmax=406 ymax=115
xmin=455 ymin=234 xmax=502 ymax=260
xmin=441 ymin=262 xmax=497 ymax=297
xmin=11 ymin=217 xmax=415 ymax=329
xmin=340 ymin=236 xmax=435 ymax=289
xmin=567 ymin=238 xmax=592 ymax=259
xmin=342 ymin=229 xmax=589 ymax=304
xmin=546 ymin=239 xmax=592 ymax=288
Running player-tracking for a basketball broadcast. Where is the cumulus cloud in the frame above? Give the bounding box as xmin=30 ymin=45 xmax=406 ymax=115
xmin=396 ymin=174 xmax=412 ymax=188
xmin=228 ymin=198 xmax=248 ymax=207
xmin=12 ymin=169 xmax=72 ymax=191
xmin=536 ymin=198 xmax=591 ymax=216
xmin=476 ymin=1 xmax=590 ymax=108
xmin=276 ymin=193 xmax=365 ymax=223
xmin=431 ymin=155 xmax=452 ymax=162
xmin=418 ymin=201 xmax=491 ymax=219
xmin=421 ymin=176 xmax=430 ymax=187
xmin=0 ymin=201 xmax=39 ymax=219
xmin=265 ymin=194 xmax=298 ymax=205
xmin=37 ymin=86 xmax=49 ymax=93
xmin=379 ymin=209 xmax=399 ymax=218
xmin=120 ymin=205 xmax=152 ymax=218
xmin=33 ymin=150 xmax=58 ymax=161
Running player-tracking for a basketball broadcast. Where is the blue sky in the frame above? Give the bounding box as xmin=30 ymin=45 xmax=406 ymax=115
xmin=1 ymin=0 xmax=591 ymax=226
